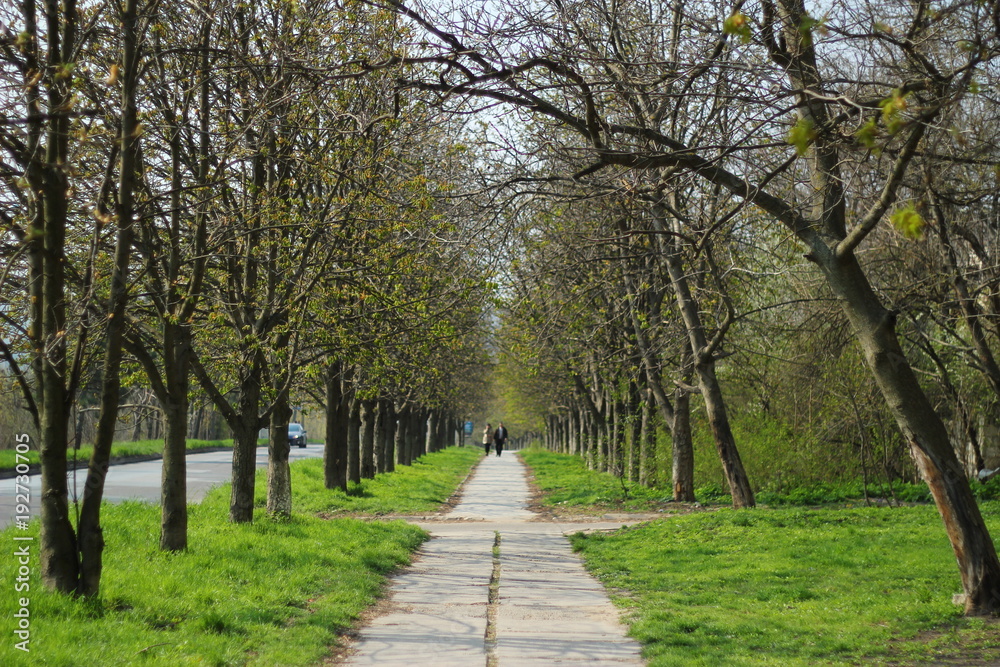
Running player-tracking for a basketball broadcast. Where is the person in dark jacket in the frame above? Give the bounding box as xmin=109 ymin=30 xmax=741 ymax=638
xmin=493 ymin=422 xmax=508 ymax=457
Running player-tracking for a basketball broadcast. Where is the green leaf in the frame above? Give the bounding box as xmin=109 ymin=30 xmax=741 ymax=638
xmin=855 ymin=119 xmax=879 ymax=150
xmin=787 ymin=117 xmax=817 ymax=156
xmin=890 ymin=204 xmax=925 ymax=240
xmin=879 ymin=90 xmax=908 ymax=135
xmin=723 ymin=13 xmax=752 ymax=44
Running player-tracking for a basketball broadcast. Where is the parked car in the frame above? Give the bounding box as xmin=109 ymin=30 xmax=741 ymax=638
xmin=288 ymin=423 xmax=307 ymax=448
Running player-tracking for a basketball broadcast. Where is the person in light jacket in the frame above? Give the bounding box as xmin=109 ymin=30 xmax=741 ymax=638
xmin=482 ymin=423 xmax=492 ymax=455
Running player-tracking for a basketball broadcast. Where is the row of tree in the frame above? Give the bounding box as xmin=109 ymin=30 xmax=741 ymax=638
xmin=383 ymin=0 xmax=1000 ymax=613
xmin=1 ymin=0 xmax=493 ymax=597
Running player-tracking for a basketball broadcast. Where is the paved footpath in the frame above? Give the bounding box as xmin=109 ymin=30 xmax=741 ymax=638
xmin=341 ymin=452 xmax=645 ymax=666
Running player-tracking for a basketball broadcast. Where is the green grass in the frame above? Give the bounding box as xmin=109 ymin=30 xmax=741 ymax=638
xmin=522 ymin=448 xmax=1000 ymax=510
xmin=0 ymin=445 xmax=482 ymax=666
xmin=521 ymin=447 xmax=1000 ymax=665
xmin=269 ymin=445 xmax=483 ymax=516
xmin=0 ymin=438 xmax=235 ymax=471
xmin=570 ymin=506 xmax=1000 ymax=665
xmin=521 ymin=447 xmax=682 ymax=511
xmin=754 ymin=477 xmax=1000 ymax=505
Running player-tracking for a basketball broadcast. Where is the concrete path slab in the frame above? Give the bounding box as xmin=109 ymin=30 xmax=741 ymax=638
xmin=340 ymin=452 xmax=645 ymax=666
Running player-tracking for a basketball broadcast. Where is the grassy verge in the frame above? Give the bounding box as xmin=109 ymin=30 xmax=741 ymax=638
xmin=520 ymin=447 xmax=1000 ymax=664
xmin=520 ymin=448 xmax=685 ymax=512
xmin=0 ymin=438 xmax=235 ymax=471
xmin=570 ymin=506 xmax=1000 ymax=666
xmin=270 ymin=446 xmax=483 ymax=516
xmin=521 ymin=448 xmax=1000 ymax=510
xmin=0 ymin=446 xmax=481 ymax=666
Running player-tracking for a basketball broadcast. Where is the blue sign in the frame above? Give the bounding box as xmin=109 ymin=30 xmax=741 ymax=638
xmin=464 ymin=421 xmax=474 ymax=435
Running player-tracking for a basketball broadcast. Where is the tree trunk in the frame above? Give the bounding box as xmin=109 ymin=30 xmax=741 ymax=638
xmin=426 ymin=411 xmax=437 ymax=453
xmin=573 ymin=408 xmax=582 ymax=458
xmin=383 ymin=400 xmax=397 ymax=473
xmin=230 ymin=419 xmax=258 ymax=523
xmin=415 ymin=409 xmax=428 ymax=458
xmin=323 ymin=362 xmax=348 ymax=491
xmin=374 ymin=399 xmax=387 ymax=474
xmin=610 ymin=396 xmax=622 ymax=476
xmin=31 ymin=0 xmax=80 ymax=594
xmin=820 ymin=250 xmax=1000 ymax=613
xmin=638 ymin=388 xmax=654 ymax=487
xmin=697 ymin=362 xmax=754 ymax=507
xmin=628 ymin=385 xmax=642 ymax=483
xmin=583 ymin=411 xmax=595 ymax=469
xmin=672 ymin=387 xmax=695 ymax=501
xmin=654 ymin=204 xmax=754 ymax=508
xmin=229 ymin=355 xmax=262 ymax=523
xmin=394 ymin=404 xmax=410 ymax=467
xmin=77 ymin=0 xmax=141 ymax=593
xmin=159 ymin=381 xmax=188 ymax=550
xmin=402 ymin=409 xmax=415 ymax=465
xmin=347 ymin=396 xmax=361 ymax=484
xmin=266 ymin=395 xmax=292 ymax=519
xmin=360 ymin=399 xmax=376 ymax=479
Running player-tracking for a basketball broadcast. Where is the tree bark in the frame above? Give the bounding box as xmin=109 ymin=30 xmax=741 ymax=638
xmin=323 ymin=362 xmax=348 ymax=491
xmin=159 ymin=366 xmax=188 ymax=550
xmin=266 ymin=395 xmax=292 ymax=519
xmin=628 ymin=386 xmax=642 ymax=483
xmin=426 ymin=411 xmax=437 ymax=453
xmin=30 ymin=0 xmax=80 ymax=594
xmin=347 ymin=396 xmax=361 ymax=484
xmin=230 ymin=356 xmax=263 ymax=523
xmin=654 ymin=204 xmax=754 ymax=508
xmin=229 ymin=418 xmax=259 ymax=523
xmin=373 ymin=399 xmax=387 ymax=474
xmin=609 ymin=395 xmax=623 ymax=476
xmin=672 ymin=386 xmax=695 ymax=502
xmin=819 ymin=249 xmax=1000 ymax=613
xmin=383 ymin=400 xmax=397 ymax=473
xmin=638 ymin=388 xmax=655 ymax=487
xmin=394 ymin=403 xmax=410 ymax=467
xmin=360 ymin=399 xmax=376 ymax=479
xmin=415 ymin=409 xmax=428 ymax=458
xmin=76 ymin=0 xmax=141 ymax=595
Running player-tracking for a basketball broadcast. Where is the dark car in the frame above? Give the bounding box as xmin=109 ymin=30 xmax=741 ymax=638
xmin=288 ymin=423 xmax=307 ymax=448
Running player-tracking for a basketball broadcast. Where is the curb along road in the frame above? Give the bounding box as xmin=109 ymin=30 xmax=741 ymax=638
xmin=0 ymin=444 xmax=323 ymax=530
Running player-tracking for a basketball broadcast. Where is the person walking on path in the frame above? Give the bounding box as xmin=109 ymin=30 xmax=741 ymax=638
xmin=482 ymin=423 xmax=492 ymax=455
xmin=493 ymin=422 xmax=508 ymax=457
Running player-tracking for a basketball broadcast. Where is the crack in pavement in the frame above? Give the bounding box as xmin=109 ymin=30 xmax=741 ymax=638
xmin=485 ymin=530 xmax=501 ymax=667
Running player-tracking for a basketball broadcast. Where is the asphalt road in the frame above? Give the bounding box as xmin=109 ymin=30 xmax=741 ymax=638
xmin=0 ymin=443 xmax=324 ymax=530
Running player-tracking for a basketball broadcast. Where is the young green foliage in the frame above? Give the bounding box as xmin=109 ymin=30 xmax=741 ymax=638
xmin=890 ymin=204 xmax=926 ymax=240
xmin=787 ymin=117 xmax=817 ymax=156
xmin=723 ymin=13 xmax=752 ymax=44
